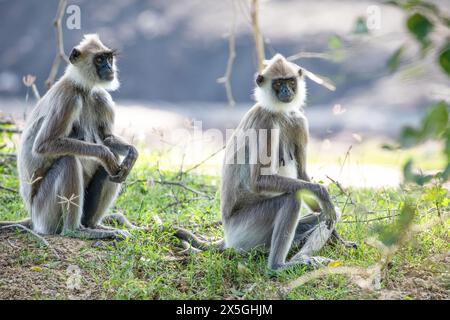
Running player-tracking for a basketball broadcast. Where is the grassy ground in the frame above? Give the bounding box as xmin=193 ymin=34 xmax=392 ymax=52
xmin=0 ymin=152 xmax=448 ymax=300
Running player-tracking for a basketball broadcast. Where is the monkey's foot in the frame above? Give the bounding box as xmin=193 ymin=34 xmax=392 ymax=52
xmin=289 ymin=254 xmax=333 ymax=270
xmin=62 ymin=227 xmax=130 ymax=240
xmin=269 ymin=255 xmax=333 ymax=273
xmin=101 ymin=213 xmax=139 ymax=229
xmin=341 ymin=240 xmax=357 ymax=249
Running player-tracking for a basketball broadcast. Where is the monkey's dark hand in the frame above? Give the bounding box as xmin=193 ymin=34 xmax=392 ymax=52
xmin=302 ymin=182 xmax=330 ymax=202
xmin=302 ymin=182 xmax=337 ymax=222
xmin=109 ymin=146 xmax=138 ymax=183
xmin=101 ymin=147 xmax=121 ymax=177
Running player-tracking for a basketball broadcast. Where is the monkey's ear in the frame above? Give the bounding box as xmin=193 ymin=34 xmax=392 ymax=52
xmin=69 ymin=48 xmax=81 ymax=64
xmin=255 ymin=74 xmax=264 ymax=86
xmin=298 ymin=68 xmax=303 ymax=77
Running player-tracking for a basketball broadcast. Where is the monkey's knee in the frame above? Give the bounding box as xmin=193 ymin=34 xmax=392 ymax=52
xmin=58 ymin=156 xmax=83 ymax=190
xmin=82 ymin=169 xmax=120 ymax=228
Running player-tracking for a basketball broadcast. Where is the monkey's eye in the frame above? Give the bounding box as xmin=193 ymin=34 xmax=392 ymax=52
xmin=289 ymin=80 xmax=296 ymax=87
xmin=273 ymin=81 xmax=281 ymax=89
xmin=95 ymin=56 xmax=103 ymax=64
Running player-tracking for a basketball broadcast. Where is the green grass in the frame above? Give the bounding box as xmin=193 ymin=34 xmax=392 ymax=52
xmin=0 ymin=152 xmax=448 ymax=300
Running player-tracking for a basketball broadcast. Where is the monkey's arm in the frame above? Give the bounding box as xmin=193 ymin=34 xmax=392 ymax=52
xmin=33 ymin=98 xmax=119 ymax=176
xmin=103 ymin=135 xmax=139 ymax=183
xmin=295 ymin=145 xmax=322 ymax=212
xmin=250 ymin=164 xmax=321 ymax=196
xmin=248 ymin=132 xmax=322 ymax=196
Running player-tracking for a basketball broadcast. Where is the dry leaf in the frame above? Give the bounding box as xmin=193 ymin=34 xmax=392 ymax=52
xmin=329 ymin=261 xmax=342 ymax=268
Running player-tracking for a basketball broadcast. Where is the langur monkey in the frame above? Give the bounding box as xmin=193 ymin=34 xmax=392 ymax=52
xmin=220 ymin=54 xmax=356 ymax=271
xmin=0 ymin=34 xmax=138 ymax=239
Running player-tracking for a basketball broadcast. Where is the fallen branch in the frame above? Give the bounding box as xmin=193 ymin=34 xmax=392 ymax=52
xmin=0 ymin=185 xmax=18 ymax=193
xmin=286 ymin=209 xmax=449 ymax=294
xmin=127 ymin=179 xmax=207 ymax=197
xmin=285 ymin=265 xmax=380 ymax=293
xmin=0 ymin=224 xmax=60 ymax=260
xmin=341 ymin=214 xmax=400 ymax=224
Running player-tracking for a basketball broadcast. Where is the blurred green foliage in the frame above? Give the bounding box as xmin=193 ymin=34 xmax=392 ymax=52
xmin=386 ymin=0 xmax=450 ymax=184
xmin=372 ymin=201 xmax=415 ymax=247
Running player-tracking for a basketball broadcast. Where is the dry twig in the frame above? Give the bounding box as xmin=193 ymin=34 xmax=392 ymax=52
xmin=45 ymin=0 xmax=69 ymax=88
xmin=0 ymin=224 xmax=60 ymax=260
xmin=217 ymin=0 xmax=237 ymax=108
xmin=250 ymin=0 xmax=265 ymax=72
xmin=0 ymin=185 xmax=18 ymax=193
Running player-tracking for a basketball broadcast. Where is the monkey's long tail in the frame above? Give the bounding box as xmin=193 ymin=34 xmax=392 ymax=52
xmin=173 ymin=226 xmax=225 ymax=252
xmin=0 ymin=218 xmax=32 ymax=229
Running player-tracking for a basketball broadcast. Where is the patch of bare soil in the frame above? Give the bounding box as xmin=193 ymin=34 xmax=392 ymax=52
xmin=378 ymin=253 xmax=450 ymax=300
xmin=1 ymin=230 xmax=448 ymax=300
xmin=0 ymin=231 xmax=111 ymax=300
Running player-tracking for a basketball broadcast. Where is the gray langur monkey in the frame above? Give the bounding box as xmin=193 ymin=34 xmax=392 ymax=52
xmin=178 ymin=54 xmax=355 ymax=271
xmin=220 ymin=54 xmax=356 ymax=271
xmin=0 ymin=34 xmax=138 ymax=239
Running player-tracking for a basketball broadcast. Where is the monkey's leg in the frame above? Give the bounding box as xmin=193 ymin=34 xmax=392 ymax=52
xmin=225 ymin=193 xmax=307 ymax=271
xmin=267 ymin=194 xmax=304 ymax=270
xmin=31 ymin=157 xmax=77 ymax=234
xmin=288 ymin=211 xmax=336 ymax=268
xmin=224 ymin=194 xmax=289 ymax=253
xmin=82 ymin=167 xmax=132 ymax=236
xmin=294 ymin=209 xmax=357 ymax=249
xmin=32 ymin=157 xmax=126 ymax=239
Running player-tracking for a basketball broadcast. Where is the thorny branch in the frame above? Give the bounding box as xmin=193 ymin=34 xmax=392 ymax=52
xmin=45 ymin=0 xmax=69 ymax=89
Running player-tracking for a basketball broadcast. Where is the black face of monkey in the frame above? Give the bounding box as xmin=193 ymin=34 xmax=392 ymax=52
xmin=272 ymin=77 xmax=297 ymax=103
xmin=94 ymin=52 xmax=115 ymax=81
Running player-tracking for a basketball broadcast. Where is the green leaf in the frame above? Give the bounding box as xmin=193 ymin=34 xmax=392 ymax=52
xmin=373 ymin=201 xmax=416 ymax=247
xmin=381 ymin=143 xmax=401 ymax=151
xmin=354 ymin=17 xmax=369 ymax=34
xmin=400 ymin=126 xmax=423 ymax=148
xmin=445 ymin=131 xmax=450 ymax=160
xmin=438 ymin=44 xmax=450 ymax=76
xmin=406 ymin=13 xmax=433 ymax=45
xmin=387 ymin=45 xmax=405 ymax=73
xmin=403 ymin=159 xmax=434 ymax=185
xmin=383 ymin=0 xmax=400 ymax=7
xmin=442 ymin=163 xmax=450 ymax=181
xmin=328 ymin=35 xmax=343 ymax=50
xmin=421 ymin=101 xmax=449 ymax=138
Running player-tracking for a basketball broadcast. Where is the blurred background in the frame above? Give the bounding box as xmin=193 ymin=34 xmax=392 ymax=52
xmin=0 ymin=0 xmax=449 ymax=187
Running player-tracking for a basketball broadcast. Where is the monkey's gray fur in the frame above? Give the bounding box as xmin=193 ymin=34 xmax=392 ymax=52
xmin=0 ymin=34 xmax=138 ymax=239
xmin=220 ymin=54 xmax=356 ymax=271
